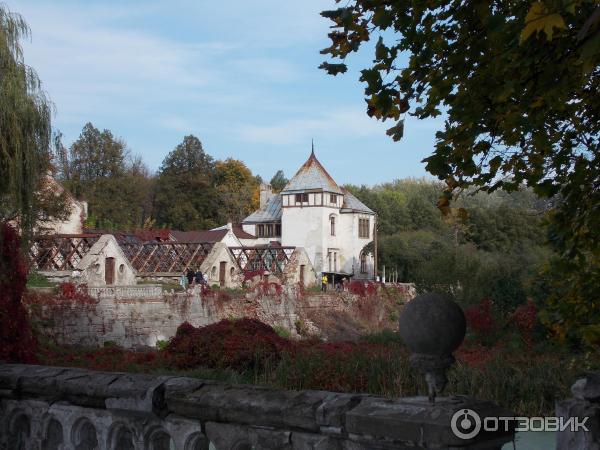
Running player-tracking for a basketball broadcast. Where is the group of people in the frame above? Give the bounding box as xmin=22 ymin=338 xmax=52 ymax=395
xmin=179 ymin=268 xmax=207 ymax=289
xmin=321 ymin=274 xmax=350 ymax=292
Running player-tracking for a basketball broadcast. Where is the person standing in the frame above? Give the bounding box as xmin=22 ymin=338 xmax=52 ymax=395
xmin=321 ymin=273 xmax=328 ymax=292
xmin=195 ymin=269 xmax=205 ymax=286
xmin=186 ymin=268 xmax=195 ymax=286
xmin=179 ymin=272 xmax=187 ymax=290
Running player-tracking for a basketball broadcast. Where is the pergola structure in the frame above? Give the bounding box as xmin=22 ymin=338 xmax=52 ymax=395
xmin=29 ymin=234 xmax=101 ymax=271
xmin=229 ymin=246 xmax=295 ymax=275
xmin=119 ymin=242 xmax=214 ymax=274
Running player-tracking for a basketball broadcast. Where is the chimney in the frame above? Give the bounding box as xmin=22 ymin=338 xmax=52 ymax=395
xmin=260 ymin=183 xmax=274 ymax=208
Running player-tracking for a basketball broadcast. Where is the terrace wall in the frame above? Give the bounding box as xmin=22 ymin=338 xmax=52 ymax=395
xmin=29 ymin=286 xmax=413 ymax=348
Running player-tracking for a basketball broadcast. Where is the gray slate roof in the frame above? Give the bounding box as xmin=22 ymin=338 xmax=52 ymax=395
xmin=281 ymin=151 xmax=343 ymax=194
xmin=340 ymin=189 xmax=375 ymax=214
xmin=243 ymin=195 xmax=282 ymax=223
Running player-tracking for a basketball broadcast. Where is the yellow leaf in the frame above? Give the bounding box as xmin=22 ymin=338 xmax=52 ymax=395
xmin=521 ymin=2 xmax=567 ymax=42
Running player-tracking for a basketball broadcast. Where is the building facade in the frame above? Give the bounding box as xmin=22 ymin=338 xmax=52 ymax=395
xmin=242 ymin=150 xmax=376 ymax=280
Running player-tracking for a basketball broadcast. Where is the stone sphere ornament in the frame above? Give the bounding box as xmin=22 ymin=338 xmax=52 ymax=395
xmin=399 ymin=292 xmax=466 ymax=403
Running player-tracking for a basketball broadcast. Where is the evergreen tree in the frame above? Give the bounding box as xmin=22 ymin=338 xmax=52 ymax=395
xmin=269 ymin=170 xmax=288 ymax=192
xmin=154 ymin=135 xmax=219 ymax=230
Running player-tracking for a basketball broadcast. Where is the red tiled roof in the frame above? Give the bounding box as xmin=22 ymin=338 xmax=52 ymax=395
xmin=232 ymin=225 xmax=256 ymax=239
xmin=170 ymin=229 xmax=228 ymax=243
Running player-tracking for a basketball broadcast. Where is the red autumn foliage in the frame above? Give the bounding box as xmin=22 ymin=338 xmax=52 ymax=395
xmin=163 ymin=318 xmax=294 ymax=370
xmin=242 ymin=269 xmax=266 ymax=283
xmin=348 ymin=281 xmax=379 ymax=297
xmin=252 ymin=280 xmax=283 ymax=298
xmin=456 ymin=342 xmax=499 ymax=366
xmin=38 ymin=343 xmax=159 ymax=373
xmin=464 ymin=299 xmax=496 ymax=336
xmin=0 ymin=223 xmax=38 ymax=363
xmin=510 ymin=299 xmax=537 ymax=348
xmin=348 ymin=280 xmax=366 ymax=296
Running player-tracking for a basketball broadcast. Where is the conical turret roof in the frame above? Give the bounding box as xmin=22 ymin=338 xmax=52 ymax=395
xmin=281 ymin=149 xmax=343 ymax=194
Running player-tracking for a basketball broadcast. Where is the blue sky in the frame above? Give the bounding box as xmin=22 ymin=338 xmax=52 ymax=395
xmin=13 ymin=0 xmax=443 ymax=185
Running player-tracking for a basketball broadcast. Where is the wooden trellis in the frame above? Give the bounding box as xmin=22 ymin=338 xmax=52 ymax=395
xmin=120 ymin=242 xmax=214 ymax=274
xmin=29 ymin=234 xmax=101 ymax=271
xmin=229 ymin=246 xmax=295 ymax=274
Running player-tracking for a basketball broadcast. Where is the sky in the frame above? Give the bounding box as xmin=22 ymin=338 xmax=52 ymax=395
xmin=12 ymin=0 xmax=443 ymax=186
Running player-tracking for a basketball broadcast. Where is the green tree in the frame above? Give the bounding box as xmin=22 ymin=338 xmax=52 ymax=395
xmin=214 ymin=158 xmax=260 ymax=224
xmin=269 ymin=170 xmax=288 ymax=192
xmin=0 ymin=4 xmax=52 ymax=237
xmin=59 ymin=123 xmax=150 ymax=230
xmin=320 ymin=0 xmax=600 ymax=346
xmin=154 ymin=135 xmax=218 ymax=230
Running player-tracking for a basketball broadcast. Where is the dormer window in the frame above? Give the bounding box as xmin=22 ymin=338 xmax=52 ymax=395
xmin=330 ymin=194 xmax=337 ymax=204
xmin=295 ymin=193 xmax=308 ymax=204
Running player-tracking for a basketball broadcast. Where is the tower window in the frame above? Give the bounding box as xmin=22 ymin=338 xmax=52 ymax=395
xmin=330 ymin=194 xmax=337 ymax=204
xmin=330 ymin=215 xmax=336 ymax=236
xmin=359 ymin=218 xmax=370 ymax=238
xmin=295 ymin=193 xmax=308 ymax=204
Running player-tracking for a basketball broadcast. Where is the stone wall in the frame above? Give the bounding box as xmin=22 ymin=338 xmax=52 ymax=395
xmin=31 ymin=287 xmax=407 ymax=348
xmin=0 ymin=364 xmax=514 ymax=450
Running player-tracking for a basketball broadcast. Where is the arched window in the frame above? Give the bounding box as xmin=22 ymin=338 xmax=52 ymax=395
xmin=360 ymin=252 xmax=367 ymax=274
xmin=330 ymin=215 xmax=336 ymax=236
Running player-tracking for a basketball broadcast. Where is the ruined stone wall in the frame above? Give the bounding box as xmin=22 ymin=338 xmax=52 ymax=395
xmin=31 ymin=287 xmax=408 ymax=348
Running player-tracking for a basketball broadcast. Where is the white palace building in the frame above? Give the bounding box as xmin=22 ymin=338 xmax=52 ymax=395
xmin=241 ymin=149 xmax=377 ymax=281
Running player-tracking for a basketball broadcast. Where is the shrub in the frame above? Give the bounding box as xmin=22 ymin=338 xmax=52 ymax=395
xmin=26 ymin=270 xmax=55 ymax=288
xmin=0 ymin=223 xmax=38 ymax=363
xmin=348 ymin=281 xmax=366 ymax=296
xmin=510 ymin=299 xmax=537 ymax=348
xmin=273 ymin=325 xmax=292 ymax=339
xmin=163 ymin=318 xmax=294 ymax=371
xmin=464 ymin=298 xmax=496 ymax=344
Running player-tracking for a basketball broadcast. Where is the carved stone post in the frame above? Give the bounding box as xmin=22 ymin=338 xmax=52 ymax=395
xmin=399 ymin=292 xmax=466 ymax=403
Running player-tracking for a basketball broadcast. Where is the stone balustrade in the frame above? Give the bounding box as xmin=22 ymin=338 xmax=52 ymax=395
xmin=88 ymin=285 xmax=163 ymax=300
xmin=0 ymin=364 xmax=514 ymax=450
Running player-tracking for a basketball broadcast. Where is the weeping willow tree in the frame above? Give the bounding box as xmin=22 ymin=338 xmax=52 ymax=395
xmin=0 ymin=4 xmax=52 ymax=239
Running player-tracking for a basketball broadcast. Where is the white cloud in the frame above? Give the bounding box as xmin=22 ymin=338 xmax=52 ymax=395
xmin=236 ymin=109 xmax=389 ymax=145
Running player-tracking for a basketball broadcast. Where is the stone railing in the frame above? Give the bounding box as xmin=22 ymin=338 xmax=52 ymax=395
xmin=0 ymin=364 xmax=514 ymax=450
xmin=88 ymin=284 xmax=163 ymax=299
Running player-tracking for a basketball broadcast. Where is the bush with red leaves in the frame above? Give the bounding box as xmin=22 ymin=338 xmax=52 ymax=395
xmin=464 ymin=299 xmax=496 ymax=341
xmin=510 ymin=299 xmax=537 ymax=348
xmin=348 ymin=281 xmax=367 ymax=296
xmin=163 ymin=318 xmax=294 ymax=371
xmin=0 ymin=223 xmax=37 ymax=363
xmin=348 ymin=281 xmax=379 ymax=297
